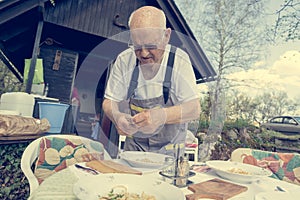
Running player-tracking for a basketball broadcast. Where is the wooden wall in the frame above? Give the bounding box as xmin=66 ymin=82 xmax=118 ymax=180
xmin=44 ymin=0 xmax=146 ymax=38
xmin=39 ymin=45 xmax=78 ymax=104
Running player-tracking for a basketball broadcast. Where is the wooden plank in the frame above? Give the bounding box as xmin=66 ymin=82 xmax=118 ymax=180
xmin=77 ymin=0 xmax=88 ymax=31
xmin=83 ymin=0 xmax=93 ymax=32
xmin=87 ymin=0 xmax=99 ymax=33
xmin=0 ymin=0 xmax=44 ymax=25
xmin=94 ymin=0 xmax=104 ymax=34
xmin=0 ymin=23 xmax=32 ymax=42
xmin=25 ymin=20 xmax=44 ymax=93
xmin=0 ymin=47 xmax=23 ymax=81
xmin=0 ymin=133 xmax=47 ymax=145
xmin=61 ymin=0 xmax=73 ymax=27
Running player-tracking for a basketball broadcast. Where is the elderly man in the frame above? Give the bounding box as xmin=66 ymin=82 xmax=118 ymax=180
xmin=102 ymin=6 xmax=200 ymax=157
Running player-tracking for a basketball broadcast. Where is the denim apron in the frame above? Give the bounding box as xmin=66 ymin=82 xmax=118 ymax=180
xmin=123 ymin=46 xmax=187 ymax=158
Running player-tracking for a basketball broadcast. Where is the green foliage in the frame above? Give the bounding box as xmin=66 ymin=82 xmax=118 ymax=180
xmin=223 ymin=118 xmax=252 ymax=131
xmin=211 ymin=128 xmax=276 ymax=160
xmin=0 ymin=60 xmax=24 ymax=96
xmin=0 ymin=143 xmax=30 ymax=199
xmin=198 ymin=120 xmax=209 ymax=131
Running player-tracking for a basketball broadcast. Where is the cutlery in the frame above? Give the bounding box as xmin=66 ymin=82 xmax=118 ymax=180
xmin=275 ymin=186 xmax=286 ymax=192
xmin=75 ymin=163 xmax=99 ymax=175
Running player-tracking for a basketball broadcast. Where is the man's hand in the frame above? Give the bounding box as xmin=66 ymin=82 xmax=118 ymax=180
xmin=132 ymin=108 xmax=167 ymax=134
xmin=115 ymin=114 xmax=139 ymax=136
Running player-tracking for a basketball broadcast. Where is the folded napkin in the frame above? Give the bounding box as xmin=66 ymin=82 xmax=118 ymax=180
xmin=86 ymin=160 xmax=142 ymax=175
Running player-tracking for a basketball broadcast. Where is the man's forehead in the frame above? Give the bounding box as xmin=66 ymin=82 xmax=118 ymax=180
xmin=130 ymin=28 xmax=163 ymax=43
xmin=131 ymin=28 xmax=164 ymax=34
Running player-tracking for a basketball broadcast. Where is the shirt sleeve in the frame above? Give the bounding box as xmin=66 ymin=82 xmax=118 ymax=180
xmin=104 ymin=50 xmax=136 ymax=102
xmin=171 ymin=48 xmax=199 ymax=103
xmin=104 ymin=56 xmax=128 ymax=102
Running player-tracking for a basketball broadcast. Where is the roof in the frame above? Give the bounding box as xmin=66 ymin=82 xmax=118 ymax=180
xmin=0 ymin=0 xmax=216 ymax=84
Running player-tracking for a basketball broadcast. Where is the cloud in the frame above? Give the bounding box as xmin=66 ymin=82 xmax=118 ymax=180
xmin=270 ymin=51 xmax=300 ymax=98
xmin=270 ymin=50 xmax=300 ymax=77
xmin=225 ymin=50 xmax=300 ymax=99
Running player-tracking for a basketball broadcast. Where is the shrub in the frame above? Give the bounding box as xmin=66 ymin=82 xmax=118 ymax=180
xmin=0 ymin=143 xmax=30 ymax=199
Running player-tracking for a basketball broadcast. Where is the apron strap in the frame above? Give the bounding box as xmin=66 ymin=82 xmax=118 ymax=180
xmin=127 ymin=58 xmax=139 ymax=100
xmin=126 ymin=46 xmax=177 ymax=103
xmin=163 ymin=46 xmax=177 ymax=104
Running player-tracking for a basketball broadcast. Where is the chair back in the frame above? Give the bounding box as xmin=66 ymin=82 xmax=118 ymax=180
xmin=231 ymin=148 xmax=300 ymax=185
xmin=21 ymin=134 xmax=111 ymax=195
xmin=185 ymin=137 xmax=199 ymax=162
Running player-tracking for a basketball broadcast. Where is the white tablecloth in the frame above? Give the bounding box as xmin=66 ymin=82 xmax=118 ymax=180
xmin=29 ymin=161 xmax=300 ymax=200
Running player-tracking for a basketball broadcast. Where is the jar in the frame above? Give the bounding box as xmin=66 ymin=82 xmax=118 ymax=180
xmin=161 ymin=157 xmax=175 ymax=184
xmin=175 ymin=156 xmax=190 ymax=187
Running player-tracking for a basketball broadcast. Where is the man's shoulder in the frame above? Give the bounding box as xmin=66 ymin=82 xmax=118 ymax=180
xmin=167 ymin=45 xmax=189 ymax=59
xmin=117 ymin=48 xmax=136 ymax=60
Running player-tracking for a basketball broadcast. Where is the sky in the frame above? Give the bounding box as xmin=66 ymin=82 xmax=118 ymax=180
xmin=228 ymin=1 xmax=300 ymax=100
xmin=195 ymin=0 xmax=300 ymax=101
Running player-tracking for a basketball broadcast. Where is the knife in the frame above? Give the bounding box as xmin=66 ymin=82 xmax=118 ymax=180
xmin=74 ymin=163 xmax=99 ymax=175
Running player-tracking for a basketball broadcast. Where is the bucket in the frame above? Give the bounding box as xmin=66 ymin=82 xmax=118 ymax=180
xmin=38 ymin=102 xmax=69 ymax=133
xmin=0 ymin=92 xmax=35 ymax=117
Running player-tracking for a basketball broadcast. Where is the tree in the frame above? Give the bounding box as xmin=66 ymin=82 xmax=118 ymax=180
xmin=226 ymin=90 xmax=258 ymax=122
xmin=254 ymin=90 xmax=299 ymax=122
xmin=175 ymin=0 xmax=268 ymax=160
xmin=0 ymin=60 xmax=24 ymax=95
xmin=272 ymin=0 xmax=300 ymax=41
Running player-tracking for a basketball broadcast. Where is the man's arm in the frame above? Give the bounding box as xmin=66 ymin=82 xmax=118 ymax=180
xmin=102 ymin=98 xmax=119 ymax=124
xmin=164 ymin=98 xmax=201 ymax=124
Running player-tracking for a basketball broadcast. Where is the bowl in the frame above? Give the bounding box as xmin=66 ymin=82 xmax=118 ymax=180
xmin=206 ymin=160 xmax=272 ymax=183
xmin=119 ymin=151 xmax=173 ymax=169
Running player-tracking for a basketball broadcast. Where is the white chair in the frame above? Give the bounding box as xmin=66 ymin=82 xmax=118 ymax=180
xmin=118 ymin=135 xmax=126 ymax=151
xmin=185 ymin=137 xmax=199 ymax=162
xmin=21 ymin=134 xmax=111 ymax=196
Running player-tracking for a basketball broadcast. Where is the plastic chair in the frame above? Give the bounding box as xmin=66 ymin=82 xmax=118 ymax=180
xmin=21 ymin=134 xmax=111 ymax=196
xmin=185 ymin=137 xmax=199 ymax=162
xmin=230 ymin=148 xmax=300 ymax=185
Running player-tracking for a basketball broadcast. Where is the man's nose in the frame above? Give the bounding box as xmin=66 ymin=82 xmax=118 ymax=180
xmin=139 ymin=47 xmax=149 ymax=56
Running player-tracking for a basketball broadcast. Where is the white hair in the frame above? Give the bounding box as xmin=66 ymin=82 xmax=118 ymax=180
xmin=128 ymin=6 xmax=166 ymax=29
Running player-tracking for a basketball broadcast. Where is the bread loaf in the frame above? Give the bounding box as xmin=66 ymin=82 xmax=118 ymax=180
xmin=86 ymin=160 xmax=142 ymax=175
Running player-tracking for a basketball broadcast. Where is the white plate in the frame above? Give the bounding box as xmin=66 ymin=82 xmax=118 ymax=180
xmin=114 ymin=159 xmax=160 ymax=174
xmin=206 ymin=160 xmax=272 ymax=183
xmin=119 ymin=151 xmax=173 ymax=169
xmin=255 ymin=191 xmax=298 ymax=200
xmin=73 ymin=173 xmax=185 ymax=200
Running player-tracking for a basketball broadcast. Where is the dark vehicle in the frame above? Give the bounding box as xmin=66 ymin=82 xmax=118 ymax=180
xmin=261 ymin=116 xmax=300 ymax=134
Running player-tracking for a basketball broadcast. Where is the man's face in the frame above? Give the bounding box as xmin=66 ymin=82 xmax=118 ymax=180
xmin=129 ymin=28 xmax=168 ymax=66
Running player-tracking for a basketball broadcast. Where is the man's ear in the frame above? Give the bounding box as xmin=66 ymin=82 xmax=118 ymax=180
xmin=164 ymin=28 xmax=172 ymax=44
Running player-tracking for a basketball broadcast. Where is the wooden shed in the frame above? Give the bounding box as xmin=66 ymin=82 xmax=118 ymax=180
xmin=0 ymin=0 xmax=216 ymax=150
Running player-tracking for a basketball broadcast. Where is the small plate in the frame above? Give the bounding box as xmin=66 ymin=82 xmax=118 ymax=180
xmin=206 ymin=160 xmax=272 ymax=183
xmin=119 ymin=151 xmax=174 ymax=169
